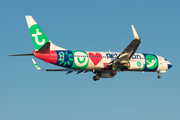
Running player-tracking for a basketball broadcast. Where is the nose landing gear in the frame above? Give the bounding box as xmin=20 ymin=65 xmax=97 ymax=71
xmin=158 ymin=75 xmax=162 ymax=79
xmin=157 ymin=72 xmax=162 ymax=79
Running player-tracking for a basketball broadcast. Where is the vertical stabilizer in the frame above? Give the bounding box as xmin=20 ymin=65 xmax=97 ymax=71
xmin=25 ymin=15 xmax=66 ymax=51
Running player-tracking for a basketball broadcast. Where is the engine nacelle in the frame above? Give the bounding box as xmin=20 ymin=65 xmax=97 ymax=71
xmin=100 ymin=72 xmax=115 ymax=78
xmin=128 ymin=60 xmax=143 ymax=70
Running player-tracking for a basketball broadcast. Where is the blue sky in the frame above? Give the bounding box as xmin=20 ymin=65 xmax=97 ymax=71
xmin=0 ymin=0 xmax=179 ymax=120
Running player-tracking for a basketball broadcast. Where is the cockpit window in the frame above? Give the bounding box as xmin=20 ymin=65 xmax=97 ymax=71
xmin=164 ymin=59 xmax=167 ymax=61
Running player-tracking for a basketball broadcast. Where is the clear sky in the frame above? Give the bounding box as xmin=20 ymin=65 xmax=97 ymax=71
xmin=0 ymin=0 xmax=179 ymax=120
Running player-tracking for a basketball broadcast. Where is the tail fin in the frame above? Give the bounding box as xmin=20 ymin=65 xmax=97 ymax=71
xmin=25 ymin=15 xmax=66 ymax=51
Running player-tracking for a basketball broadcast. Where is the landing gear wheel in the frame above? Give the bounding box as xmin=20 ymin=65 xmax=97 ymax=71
xmin=93 ymin=75 xmax=100 ymax=81
xmin=158 ymin=75 xmax=162 ymax=79
xmin=93 ymin=76 xmax=97 ymax=81
xmin=112 ymin=65 xmax=115 ymax=70
xmin=96 ymin=75 xmax=100 ymax=80
xmin=110 ymin=70 xmax=117 ymax=76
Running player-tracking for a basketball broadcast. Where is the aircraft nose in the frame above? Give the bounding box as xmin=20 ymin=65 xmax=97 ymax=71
xmin=168 ymin=64 xmax=172 ymax=69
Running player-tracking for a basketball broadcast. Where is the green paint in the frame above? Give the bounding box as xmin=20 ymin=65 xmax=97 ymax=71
xmin=139 ymin=64 xmax=145 ymax=71
xmin=69 ymin=58 xmax=73 ymax=61
xmin=60 ymin=61 xmax=64 ymax=65
xmin=114 ymin=66 xmax=124 ymax=70
xmin=71 ymin=51 xmax=89 ymax=69
xmin=146 ymin=55 xmax=158 ymax=69
xmin=67 ymin=61 xmax=70 ymax=65
xmin=77 ymin=57 xmax=86 ymax=64
xmin=35 ymin=63 xmax=39 ymax=68
xmin=137 ymin=62 xmax=141 ymax=67
xmin=64 ymin=62 xmax=66 ymax=66
xmin=68 ymin=54 xmax=72 ymax=57
xmin=29 ymin=24 xmax=50 ymax=50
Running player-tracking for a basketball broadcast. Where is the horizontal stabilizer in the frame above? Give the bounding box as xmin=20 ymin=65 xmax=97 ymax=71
xmin=9 ymin=53 xmax=34 ymax=56
xmin=32 ymin=58 xmax=41 ymax=70
xmin=46 ymin=69 xmax=64 ymax=71
xmin=31 ymin=58 xmax=92 ymax=74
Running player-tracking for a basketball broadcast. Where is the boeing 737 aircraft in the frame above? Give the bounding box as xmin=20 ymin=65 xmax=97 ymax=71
xmin=10 ymin=16 xmax=172 ymax=81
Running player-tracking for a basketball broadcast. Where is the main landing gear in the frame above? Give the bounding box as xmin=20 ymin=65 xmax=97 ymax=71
xmin=109 ymin=70 xmax=117 ymax=76
xmin=93 ymin=75 xmax=100 ymax=81
xmin=92 ymin=71 xmax=101 ymax=81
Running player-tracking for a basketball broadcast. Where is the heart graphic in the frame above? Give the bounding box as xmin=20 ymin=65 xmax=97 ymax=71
xmin=89 ymin=53 xmax=102 ymax=66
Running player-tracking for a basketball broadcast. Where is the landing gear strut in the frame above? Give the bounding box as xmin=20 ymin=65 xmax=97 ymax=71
xmin=157 ymin=72 xmax=162 ymax=79
xmin=109 ymin=64 xmax=117 ymax=76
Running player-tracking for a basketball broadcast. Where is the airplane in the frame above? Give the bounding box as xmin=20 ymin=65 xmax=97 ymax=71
xmin=9 ymin=15 xmax=172 ymax=81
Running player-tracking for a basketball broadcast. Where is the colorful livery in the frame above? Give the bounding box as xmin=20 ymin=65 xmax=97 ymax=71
xmin=10 ymin=16 xmax=172 ymax=81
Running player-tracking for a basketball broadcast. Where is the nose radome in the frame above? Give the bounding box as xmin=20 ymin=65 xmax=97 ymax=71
xmin=168 ymin=64 xmax=172 ymax=69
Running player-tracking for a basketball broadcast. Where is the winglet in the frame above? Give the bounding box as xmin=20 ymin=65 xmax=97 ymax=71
xmin=131 ymin=25 xmax=140 ymax=39
xmin=32 ymin=58 xmax=41 ymax=70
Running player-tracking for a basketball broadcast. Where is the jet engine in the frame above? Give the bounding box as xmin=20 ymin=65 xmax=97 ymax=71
xmin=99 ymin=71 xmax=116 ymax=78
xmin=128 ymin=60 xmax=143 ymax=70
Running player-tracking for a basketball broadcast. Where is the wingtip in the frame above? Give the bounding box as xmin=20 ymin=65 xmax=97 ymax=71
xmin=131 ymin=25 xmax=140 ymax=40
xmin=25 ymin=15 xmax=31 ymax=18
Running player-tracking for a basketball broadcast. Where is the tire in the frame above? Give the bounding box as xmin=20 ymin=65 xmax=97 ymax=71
xmin=96 ymin=75 xmax=100 ymax=80
xmin=93 ymin=76 xmax=97 ymax=81
xmin=158 ymin=75 xmax=162 ymax=79
xmin=110 ymin=70 xmax=117 ymax=76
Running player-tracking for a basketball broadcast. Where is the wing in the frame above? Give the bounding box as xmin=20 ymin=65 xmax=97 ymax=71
xmin=105 ymin=25 xmax=141 ymax=67
xmin=32 ymin=58 xmax=91 ymax=74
